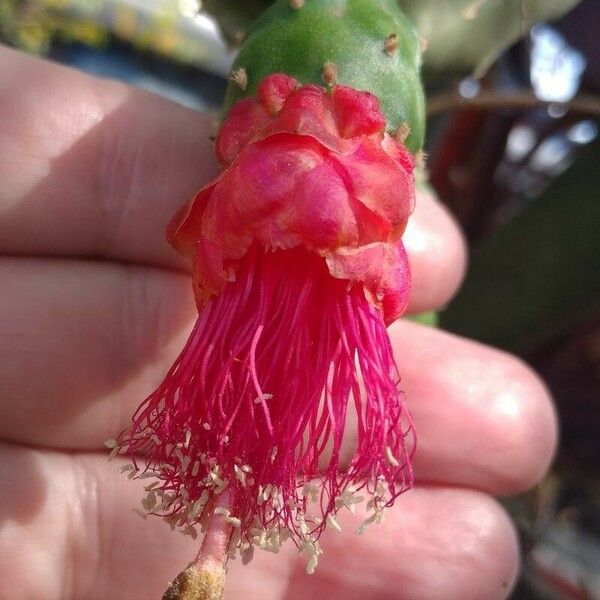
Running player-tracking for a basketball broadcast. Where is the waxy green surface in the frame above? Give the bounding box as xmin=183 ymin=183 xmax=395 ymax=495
xmin=223 ymin=0 xmax=425 ymax=153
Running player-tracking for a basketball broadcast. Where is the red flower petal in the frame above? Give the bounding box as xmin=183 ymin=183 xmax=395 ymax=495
xmin=381 ymin=132 xmax=415 ymax=173
xmin=261 ymin=84 xmax=356 ymax=155
xmin=326 ymin=241 xmax=411 ymax=324
xmin=167 ymin=182 xmax=216 ymax=258
xmin=171 ymin=76 xmax=416 ymax=315
xmin=216 ymin=98 xmax=271 ymax=165
xmin=258 ymin=73 xmax=298 ymax=115
xmin=192 ymin=237 xmax=242 ymax=302
xmin=283 ymin=160 xmax=360 ymax=248
xmin=331 ymin=85 xmax=386 ymax=139
xmin=333 ymin=137 xmax=414 ymax=237
xmin=203 ymin=134 xmax=325 ymax=246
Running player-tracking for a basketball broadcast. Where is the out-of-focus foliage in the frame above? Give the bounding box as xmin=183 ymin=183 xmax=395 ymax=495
xmin=201 ymin=0 xmax=270 ymax=45
xmin=442 ymin=138 xmax=600 ymax=354
xmin=0 ymin=0 xmax=108 ymax=53
xmin=400 ymin=0 xmax=582 ymax=81
xmin=0 ymin=0 xmax=229 ymax=72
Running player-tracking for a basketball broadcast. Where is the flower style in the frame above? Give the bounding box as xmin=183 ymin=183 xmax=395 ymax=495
xmin=112 ymin=74 xmax=417 ymax=591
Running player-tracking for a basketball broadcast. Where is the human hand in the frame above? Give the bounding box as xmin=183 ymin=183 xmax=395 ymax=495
xmin=0 ymin=45 xmax=556 ymax=600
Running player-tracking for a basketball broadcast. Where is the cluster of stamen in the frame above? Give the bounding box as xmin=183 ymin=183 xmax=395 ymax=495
xmin=108 ymin=437 xmax=401 ymax=573
xmin=111 ymin=246 xmax=415 ymax=574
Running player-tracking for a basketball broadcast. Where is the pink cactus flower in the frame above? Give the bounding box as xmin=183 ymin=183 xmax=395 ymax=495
xmin=114 ymin=74 xmax=416 ymax=585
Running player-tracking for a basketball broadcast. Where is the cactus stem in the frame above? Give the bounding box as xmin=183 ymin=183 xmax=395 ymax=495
xmin=322 ymin=61 xmax=338 ymax=86
xmin=230 ymin=67 xmax=248 ymax=91
xmin=384 ymin=33 xmax=398 ymax=56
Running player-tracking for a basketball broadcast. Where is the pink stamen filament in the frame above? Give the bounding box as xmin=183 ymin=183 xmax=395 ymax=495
xmin=119 ymin=245 xmax=415 ymax=557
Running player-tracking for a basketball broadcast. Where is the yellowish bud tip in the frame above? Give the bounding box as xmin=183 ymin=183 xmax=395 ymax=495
xmin=162 ymin=563 xmax=226 ymax=600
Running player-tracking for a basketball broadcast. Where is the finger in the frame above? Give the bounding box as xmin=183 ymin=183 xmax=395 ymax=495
xmin=0 ymin=258 xmax=196 ymax=449
xmin=0 ymin=45 xmax=218 ymax=269
xmin=0 ymin=445 xmax=519 ymax=600
xmin=0 ymin=259 xmax=555 ymax=495
xmin=0 ymin=46 xmax=465 ymax=311
xmin=403 ymin=187 xmax=467 ymax=313
xmin=389 ymin=320 xmax=557 ymax=495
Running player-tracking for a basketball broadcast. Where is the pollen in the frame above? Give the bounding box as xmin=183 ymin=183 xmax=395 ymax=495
xmin=254 ymin=392 xmax=273 ymax=404
xmin=105 ymin=438 xmax=120 ymax=460
xmin=386 ymin=446 xmax=400 ymax=467
xmin=234 ymin=464 xmax=246 ymax=486
xmin=181 ymin=524 xmax=198 ymax=539
xmin=142 ymin=490 xmax=157 ymax=511
xmin=326 ymin=514 xmax=342 ymax=532
xmin=226 ymin=515 xmax=241 ymax=529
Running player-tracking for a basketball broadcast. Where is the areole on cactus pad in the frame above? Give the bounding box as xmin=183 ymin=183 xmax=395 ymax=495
xmin=109 ymin=2 xmax=425 ymax=599
xmin=225 ymin=0 xmax=425 ymax=153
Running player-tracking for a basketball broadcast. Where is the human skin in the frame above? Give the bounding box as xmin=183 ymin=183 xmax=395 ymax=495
xmin=0 ymin=44 xmax=557 ymax=600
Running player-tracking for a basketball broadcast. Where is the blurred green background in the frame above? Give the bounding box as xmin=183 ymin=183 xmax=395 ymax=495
xmin=1 ymin=1 xmax=598 ymax=597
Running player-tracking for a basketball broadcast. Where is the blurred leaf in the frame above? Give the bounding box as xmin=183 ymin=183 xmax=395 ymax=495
xmin=400 ymin=0 xmax=582 ymax=81
xmin=202 ymin=0 xmax=271 ymax=44
xmin=441 ymin=139 xmax=600 ymax=354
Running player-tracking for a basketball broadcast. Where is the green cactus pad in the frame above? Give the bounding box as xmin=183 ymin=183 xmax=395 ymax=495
xmin=223 ymin=0 xmax=425 ymax=153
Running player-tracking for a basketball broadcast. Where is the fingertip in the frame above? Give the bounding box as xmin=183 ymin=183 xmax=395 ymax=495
xmin=484 ymin=353 xmax=559 ymax=495
xmin=459 ymin=492 xmax=521 ymax=599
xmin=404 ymin=188 xmax=468 ymax=313
xmin=388 ymin=322 xmax=558 ymax=497
xmin=403 ymin=488 xmax=520 ymax=600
